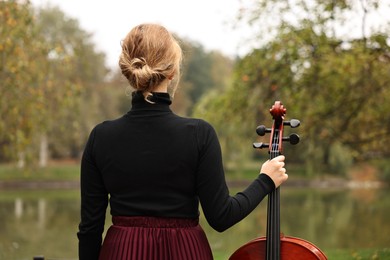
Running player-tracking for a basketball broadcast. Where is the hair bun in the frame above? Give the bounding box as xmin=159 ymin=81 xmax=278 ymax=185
xmin=130 ymin=57 xmax=147 ymax=70
xmin=119 ymin=23 xmax=182 ymax=94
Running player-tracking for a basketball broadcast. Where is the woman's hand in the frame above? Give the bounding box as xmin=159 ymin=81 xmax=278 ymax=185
xmin=260 ymin=155 xmax=288 ymax=188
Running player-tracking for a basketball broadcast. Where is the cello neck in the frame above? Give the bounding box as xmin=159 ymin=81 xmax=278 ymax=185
xmin=266 ymin=125 xmax=282 ymax=260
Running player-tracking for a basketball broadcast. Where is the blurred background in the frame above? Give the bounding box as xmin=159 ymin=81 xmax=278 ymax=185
xmin=1 ymin=0 xmax=390 ymax=259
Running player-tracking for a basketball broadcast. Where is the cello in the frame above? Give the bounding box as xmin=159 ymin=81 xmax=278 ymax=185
xmin=229 ymin=101 xmax=327 ymax=260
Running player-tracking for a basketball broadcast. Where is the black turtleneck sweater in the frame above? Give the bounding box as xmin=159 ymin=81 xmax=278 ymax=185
xmin=77 ymin=91 xmax=275 ymax=258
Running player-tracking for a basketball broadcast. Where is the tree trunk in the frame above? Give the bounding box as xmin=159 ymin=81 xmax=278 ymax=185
xmin=39 ymin=134 xmax=49 ymax=168
xmin=17 ymin=152 xmax=25 ymax=168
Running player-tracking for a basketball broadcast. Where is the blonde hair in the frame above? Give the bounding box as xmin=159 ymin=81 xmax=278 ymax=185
xmin=119 ymin=23 xmax=182 ymax=96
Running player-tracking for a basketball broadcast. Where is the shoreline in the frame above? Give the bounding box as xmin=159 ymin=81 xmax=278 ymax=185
xmin=0 ymin=178 xmax=386 ymax=190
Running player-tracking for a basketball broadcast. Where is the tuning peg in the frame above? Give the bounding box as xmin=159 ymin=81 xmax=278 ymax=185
xmin=256 ymin=125 xmax=272 ymax=136
xmin=284 ymin=119 xmax=300 ymax=128
xmin=282 ymin=133 xmax=300 ymax=145
xmin=253 ymin=142 xmax=269 ymax=149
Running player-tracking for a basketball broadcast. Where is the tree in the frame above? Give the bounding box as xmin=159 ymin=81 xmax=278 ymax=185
xmin=194 ymin=0 xmax=390 ymax=175
xmin=0 ymin=1 xmax=110 ymax=166
xmin=177 ymin=37 xmax=234 ymax=116
xmin=0 ymin=0 xmax=46 ymax=165
xmin=34 ymin=5 xmax=108 ymax=162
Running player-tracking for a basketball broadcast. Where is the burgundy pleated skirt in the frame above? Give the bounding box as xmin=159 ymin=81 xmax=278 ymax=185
xmin=99 ymin=216 xmax=213 ymax=260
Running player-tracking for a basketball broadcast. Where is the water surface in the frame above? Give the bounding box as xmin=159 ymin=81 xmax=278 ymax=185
xmin=1 ymin=187 xmax=389 ymax=259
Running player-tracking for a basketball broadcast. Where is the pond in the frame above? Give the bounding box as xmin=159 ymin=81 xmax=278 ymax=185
xmin=0 ymin=187 xmax=389 ymax=260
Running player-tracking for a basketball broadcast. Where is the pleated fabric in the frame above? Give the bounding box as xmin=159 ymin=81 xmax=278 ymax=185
xmin=99 ymin=216 xmax=213 ymax=260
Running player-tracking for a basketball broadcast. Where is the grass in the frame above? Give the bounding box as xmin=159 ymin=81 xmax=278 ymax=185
xmin=0 ymin=161 xmax=80 ymax=181
xmin=323 ymin=248 xmax=390 ymax=260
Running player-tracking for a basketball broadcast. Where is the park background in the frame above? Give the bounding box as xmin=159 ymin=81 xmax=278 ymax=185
xmin=1 ymin=0 xmax=390 ymax=259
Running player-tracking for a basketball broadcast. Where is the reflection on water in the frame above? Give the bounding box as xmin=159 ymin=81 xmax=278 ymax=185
xmin=205 ymin=187 xmax=390 ymax=258
xmin=0 ymin=191 xmax=80 ymax=260
xmin=0 ymin=188 xmax=389 ymax=259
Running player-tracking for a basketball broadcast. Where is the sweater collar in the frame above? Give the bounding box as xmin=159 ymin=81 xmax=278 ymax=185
xmin=129 ymin=91 xmax=172 ymax=113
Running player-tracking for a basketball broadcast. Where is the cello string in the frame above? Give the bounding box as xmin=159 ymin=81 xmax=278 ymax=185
xmin=275 ymin=128 xmax=281 ymax=259
xmin=274 ymin=128 xmax=281 ymax=259
xmin=266 ymin=190 xmax=272 ymax=259
xmin=266 ymin=132 xmax=273 ymax=260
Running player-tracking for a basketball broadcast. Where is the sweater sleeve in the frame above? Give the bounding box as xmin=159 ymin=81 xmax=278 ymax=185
xmin=77 ymin=126 xmax=109 ymax=259
xmin=195 ymin=120 xmax=275 ymax=232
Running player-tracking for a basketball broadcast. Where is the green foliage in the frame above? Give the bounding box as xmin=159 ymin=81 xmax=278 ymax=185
xmin=179 ymin=39 xmax=234 ymax=115
xmin=291 ymin=32 xmax=390 ymax=168
xmin=0 ymin=2 xmax=111 ymax=164
xmin=0 ymin=0 xmax=46 ymax=161
xmin=193 ymin=44 xmax=295 ymax=162
xmin=197 ymin=0 xmax=390 ymax=176
xmin=181 ymin=43 xmax=213 ymax=103
xmin=35 ymin=5 xmax=109 ymax=158
xmin=3 ymin=0 xmax=389 ymax=177
xmin=371 ymin=159 xmax=390 ymax=182
xmin=0 ymin=1 xmax=233 ymax=165
xmin=328 ymin=142 xmax=353 ymax=176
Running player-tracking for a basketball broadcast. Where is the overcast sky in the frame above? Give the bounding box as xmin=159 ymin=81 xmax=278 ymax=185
xmin=31 ymin=0 xmax=252 ymax=69
xmin=30 ymin=0 xmax=390 ymax=70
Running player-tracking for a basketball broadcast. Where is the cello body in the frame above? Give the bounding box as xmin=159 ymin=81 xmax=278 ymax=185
xmin=229 ymin=234 xmax=328 ymax=260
